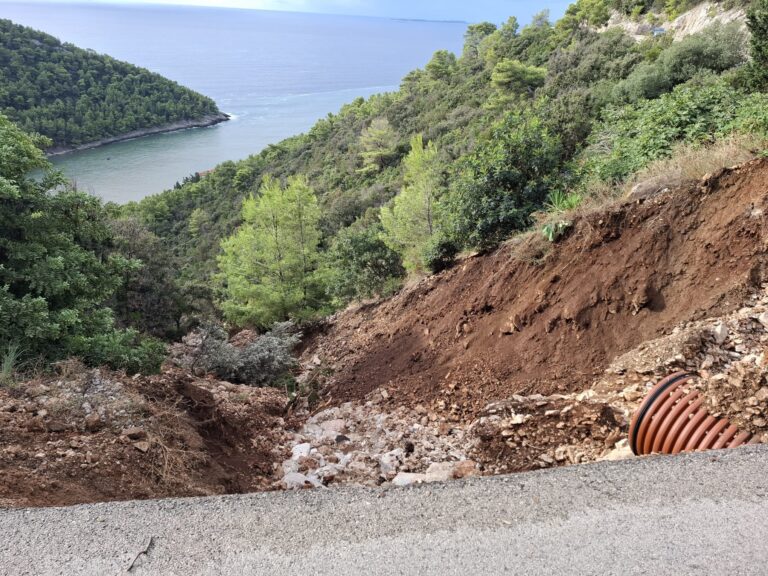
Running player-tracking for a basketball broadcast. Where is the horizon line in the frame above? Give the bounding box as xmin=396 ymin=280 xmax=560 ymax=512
xmin=4 ymin=0 xmax=473 ymax=25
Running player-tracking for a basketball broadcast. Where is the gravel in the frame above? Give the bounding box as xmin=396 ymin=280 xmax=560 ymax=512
xmin=2 ymin=445 xmax=768 ymax=575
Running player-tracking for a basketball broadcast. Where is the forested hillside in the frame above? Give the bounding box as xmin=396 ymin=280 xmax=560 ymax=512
xmin=0 ymin=19 xmax=225 ymax=149
xmin=3 ymin=0 xmax=768 ymax=379
xmin=117 ymin=0 xmax=768 ymax=338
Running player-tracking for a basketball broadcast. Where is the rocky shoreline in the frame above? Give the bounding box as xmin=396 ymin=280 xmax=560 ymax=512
xmin=46 ymin=112 xmax=230 ymax=156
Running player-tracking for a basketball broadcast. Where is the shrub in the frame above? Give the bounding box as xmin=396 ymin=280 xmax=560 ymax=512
xmin=192 ymin=321 xmax=300 ymax=387
xmin=448 ymin=112 xmax=563 ymax=250
xmin=612 ymin=23 xmax=747 ymax=103
xmin=325 ymin=216 xmax=404 ymax=303
xmin=69 ymin=330 xmax=167 ymax=375
xmin=585 ymin=77 xmax=768 ymax=183
xmin=422 ymin=235 xmax=460 ymax=273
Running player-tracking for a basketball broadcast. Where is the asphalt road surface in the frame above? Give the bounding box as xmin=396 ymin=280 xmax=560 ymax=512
xmin=2 ymin=446 xmax=768 ymax=575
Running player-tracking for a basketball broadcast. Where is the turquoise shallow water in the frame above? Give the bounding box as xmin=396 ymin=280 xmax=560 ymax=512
xmin=1 ymin=3 xmax=466 ymax=202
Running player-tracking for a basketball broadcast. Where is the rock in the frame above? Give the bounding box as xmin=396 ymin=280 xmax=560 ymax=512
xmin=121 ymin=427 xmax=146 ymax=440
xmin=712 ymin=323 xmax=729 ymax=344
xmin=46 ymin=420 xmax=68 ymax=433
xmin=380 ymin=389 xmax=390 ymax=400
xmin=379 ymin=449 xmax=404 ymax=475
xmin=425 ymin=462 xmax=454 ymax=482
xmin=133 ymin=441 xmax=150 ymax=453
xmin=319 ymin=419 xmax=347 ymax=434
xmin=391 ymin=472 xmax=427 ymax=487
xmin=539 ymin=454 xmax=555 ymax=465
xmin=599 ymin=439 xmax=633 ymax=462
xmin=282 ymin=459 xmax=299 ymax=475
xmin=291 ymin=443 xmax=312 ymax=460
xmin=282 ymin=472 xmax=314 ymax=490
xmin=312 ymin=354 xmax=322 ymax=366
xmin=84 ymin=412 xmax=103 ymax=432
xmin=758 ymin=313 xmax=768 ymax=330
xmin=452 ymin=460 xmax=478 ymax=479
xmin=756 ymin=388 xmax=768 ymax=403
xmin=335 ymin=434 xmax=351 ymax=444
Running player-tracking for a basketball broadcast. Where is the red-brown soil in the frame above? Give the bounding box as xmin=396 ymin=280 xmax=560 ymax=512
xmin=0 ymin=366 xmax=294 ymax=508
xmin=307 ymin=159 xmax=768 ymax=420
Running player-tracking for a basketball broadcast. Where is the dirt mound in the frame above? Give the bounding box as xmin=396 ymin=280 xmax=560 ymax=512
xmin=0 ymin=365 xmax=294 ymax=508
xmin=306 ymin=159 xmax=768 ymax=418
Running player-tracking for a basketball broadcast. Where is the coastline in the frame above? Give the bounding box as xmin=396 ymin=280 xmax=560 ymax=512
xmin=46 ymin=112 xmax=230 ymax=156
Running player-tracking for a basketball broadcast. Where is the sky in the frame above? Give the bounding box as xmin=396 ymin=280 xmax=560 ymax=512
xmin=10 ymin=0 xmax=574 ymax=24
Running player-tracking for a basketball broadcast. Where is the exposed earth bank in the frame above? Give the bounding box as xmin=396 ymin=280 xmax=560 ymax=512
xmin=3 ymin=159 xmax=768 ymax=507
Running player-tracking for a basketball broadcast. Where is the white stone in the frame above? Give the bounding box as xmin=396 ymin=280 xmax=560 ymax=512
xmin=319 ymin=419 xmax=347 ymax=434
xmin=391 ymin=472 xmax=427 ymax=487
xmin=282 ymin=472 xmax=314 ymax=490
xmin=378 ymin=449 xmax=404 ymax=475
xmin=712 ymin=323 xmax=729 ymax=344
xmin=425 ymin=462 xmax=455 ymax=482
xmin=282 ymin=459 xmax=299 ymax=475
xmin=758 ymin=313 xmax=768 ymax=330
xmin=291 ymin=443 xmax=312 ymax=460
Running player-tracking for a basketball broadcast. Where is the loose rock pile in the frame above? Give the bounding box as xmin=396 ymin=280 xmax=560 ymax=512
xmin=282 ymin=284 xmax=768 ymax=490
xmin=278 ymin=397 xmax=479 ymax=489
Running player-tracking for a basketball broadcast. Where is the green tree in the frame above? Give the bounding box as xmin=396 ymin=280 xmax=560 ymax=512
xmin=218 ymin=175 xmax=325 ymax=327
xmin=325 ymin=214 xmax=404 ymax=304
xmin=748 ymin=0 xmax=768 ymax=89
xmin=380 ymin=134 xmax=443 ymax=273
xmin=462 ymin=22 xmax=497 ymax=62
xmin=357 ymin=117 xmax=398 ymax=174
xmin=448 ymin=112 xmax=563 ymax=249
xmin=109 ymin=217 xmax=187 ymax=339
xmin=0 ymin=114 xmax=163 ymax=372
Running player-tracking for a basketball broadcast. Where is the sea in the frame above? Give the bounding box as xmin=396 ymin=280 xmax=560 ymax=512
xmin=0 ymin=2 xmax=466 ymax=202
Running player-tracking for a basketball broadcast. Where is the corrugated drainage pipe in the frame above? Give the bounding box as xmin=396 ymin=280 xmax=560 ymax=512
xmin=628 ymin=371 xmax=758 ymax=456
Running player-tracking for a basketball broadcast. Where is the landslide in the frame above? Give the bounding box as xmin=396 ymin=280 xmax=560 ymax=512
xmin=0 ymin=365 xmax=295 ymax=508
xmin=307 ymin=158 xmax=768 ymax=419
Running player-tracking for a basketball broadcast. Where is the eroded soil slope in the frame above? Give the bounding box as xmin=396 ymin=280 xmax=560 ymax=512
xmin=308 ymin=159 xmax=768 ymax=417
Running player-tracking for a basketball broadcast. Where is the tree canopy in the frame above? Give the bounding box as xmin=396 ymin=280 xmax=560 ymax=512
xmin=0 ymin=114 xmax=164 ymax=372
xmin=0 ymin=18 xmax=222 ymax=148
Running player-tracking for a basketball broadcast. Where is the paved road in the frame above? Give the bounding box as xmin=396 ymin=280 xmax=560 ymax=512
xmin=2 ymin=446 xmax=768 ymax=575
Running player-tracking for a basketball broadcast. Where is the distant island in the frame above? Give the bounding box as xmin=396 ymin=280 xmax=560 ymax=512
xmin=0 ymin=18 xmax=228 ymax=152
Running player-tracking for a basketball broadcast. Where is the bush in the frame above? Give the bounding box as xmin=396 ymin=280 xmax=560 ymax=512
xmin=612 ymin=23 xmax=747 ymax=103
xmin=423 ymin=236 xmax=460 ymax=273
xmin=192 ymin=321 xmax=300 ymax=387
xmin=69 ymin=329 xmax=167 ymax=375
xmin=585 ymin=77 xmax=768 ymax=183
xmin=448 ymin=112 xmax=563 ymax=250
xmin=325 ymin=216 xmax=404 ymax=303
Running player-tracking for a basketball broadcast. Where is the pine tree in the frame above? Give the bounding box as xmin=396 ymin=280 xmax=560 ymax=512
xmin=218 ymin=175 xmax=324 ymax=327
xmin=380 ymin=134 xmax=443 ymax=274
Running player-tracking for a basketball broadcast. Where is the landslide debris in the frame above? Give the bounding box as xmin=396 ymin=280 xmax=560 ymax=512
xmin=0 ymin=364 xmax=295 ymax=507
xmin=5 ymin=159 xmax=768 ymax=505
xmin=305 ymin=159 xmax=768 ymax=417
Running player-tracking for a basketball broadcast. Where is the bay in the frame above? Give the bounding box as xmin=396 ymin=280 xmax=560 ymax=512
xmin=0 ymin=2 xmax=466 ymax=202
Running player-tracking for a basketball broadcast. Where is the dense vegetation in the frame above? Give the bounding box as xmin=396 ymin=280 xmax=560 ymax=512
xmin=0 ymin=115 xmax=164 ymax=373
xmin=117 ymin=0 xmax=768 ymax=334
xmin=4 ymin=0 xmax=768 ymax=380
xmin=0 ymin=19 xmax=222 ymax=148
